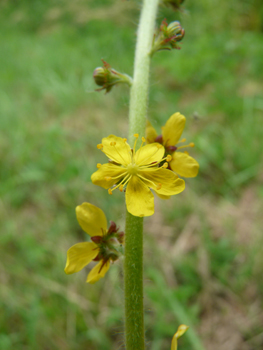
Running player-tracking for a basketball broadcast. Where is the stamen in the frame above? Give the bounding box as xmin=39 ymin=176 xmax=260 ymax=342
xmin=119 ymin=185 xmax=124 ymax=192
xmin=111 ymin=174 xmax=131 ymax=192
xmin=184 ymin=151 xmax=189 ymax=155
xmin=135 ymin=136 xmax=146 ymax=161
xmin=177 ymin=142 xmax=195 ymax=150
xmin=108 ymin=189 xmax=113 ymax=195
xmin=139 ymin=153 xmax=172 ymax=169
xmin=123 ymin=138 xmax=127 ymax=142
xmin=97 ymin=163 xmax=102 ymax=168
xmin=97 ymin=144 xmax=103 ymax=149
xmin=106 ymin=172 xmax=128 ymax=181
xmin=137 ymin=173 xmax=159 ymax=188
xmin=137 ymin=144 xmax=164 ymax=166
xmin=105 ymin=176 xmax=112 ymax=181
xmin=156 ymin=183 xmax=162 ymax=190
xmin=162 ymin=162 xmax=168 ymax=168
xmin=110 ymin=141 xmax=129 ymax=165
xmin=139 ymin=162 xmax=159 ymax=169
xmin=132 ymin=134 xmax=139 ymax=157
xmin=177 ymin=138 xmax=186 ymax=144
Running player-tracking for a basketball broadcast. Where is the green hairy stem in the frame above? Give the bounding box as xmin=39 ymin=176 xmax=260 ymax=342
xmin=124 ymin=0 xmax=159 ymax=349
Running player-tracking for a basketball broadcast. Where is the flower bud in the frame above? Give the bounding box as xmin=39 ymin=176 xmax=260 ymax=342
xmin=150 ymin=19 xmax=185 ymax=56
xmin=167 ymin=21 xmax=185 ymax=42
xmin=91 ymin=235 xmax=103 ymax=244
xmin=93 ymin=67 xmax=107 ymax=87
xmin=93 ymin=59 xmax=132 ymax=93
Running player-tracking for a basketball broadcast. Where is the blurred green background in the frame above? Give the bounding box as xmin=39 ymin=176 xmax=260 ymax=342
xmin=1 ymin=0 xmax=263 ymax=349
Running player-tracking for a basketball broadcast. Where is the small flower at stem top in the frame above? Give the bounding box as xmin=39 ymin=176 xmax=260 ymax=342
xmin=64 ymin=203 xmax=124 ymax=284
xmin=93 ymin=59 xmax=132 ymax=93
xmin=171 ymin=324 xmax=189 ymax=350
xmin=91 ymin=135 xmax=185 ymax=217
xmin=146 ymin=112 xmax=199 ymax=178
xmin=150 ymin=19 xmax=185 ymax=56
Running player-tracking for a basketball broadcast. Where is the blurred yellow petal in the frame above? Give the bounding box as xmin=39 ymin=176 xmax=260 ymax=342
xmin=170 ymin=152 xmax=199 ymax=178
xmin=87 ymin=259 xmax=110 ymax=284
xmin=171 ymin=325 xmax=189 ymax=350
xmin=101 ymin=135 xmax=132 ymax=165
xmin=134 ymin=143 xmax=164 ymax=166
xmin=156 ymin=192 xmax=171 ymax=199
xmin=146 ymin=120 xmax=158 ymax=143
xmin=64 ymin=242 xmax=98 ymax=274
xmin=140 ymin=168 xmax=185 ymax=196
xmin=162 ymin=112 xmax=186 ymax=147
xmin=126 ymin=176 xmax=154 ymax=217
xmin=76 ymin=203 xmax=107 ymax=237
xmin=91 ymin=163 xmax=127 ymax=189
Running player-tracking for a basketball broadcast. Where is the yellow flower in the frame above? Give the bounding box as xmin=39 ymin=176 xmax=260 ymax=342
xmin=64 ymin=203 xmax=124 ymax=284
xmin=146 ymin=112 xmax=199 ymax=178
xmin=91 ymin=134 xmax=185 ymax=217
xmin=171 ymin=324 xmax=189 ymax=350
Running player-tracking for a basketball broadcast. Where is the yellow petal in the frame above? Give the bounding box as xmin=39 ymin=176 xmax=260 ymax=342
xmin=156 ymin=192 xmax=171 ymax=200
xmin=76 ymin=203 xmax=107 ymax=237
xmin=171 ymin=325 xmax=189 ymax=350
xmin=162 ymin=112 xmax=186 ymax=147
xmin=146 ymin=120 xmax=158 ymax=143
xmin=86 ymin=259 xmax=110 ymax=284
xmin=64 ymin=242 xmax=98 ymax=274
xmin=101 ymin=135 xmax=132 ymax=165
xmin=125 ymin=176 xmax=154 ymax=217
xmin=170 ymin=152 xmax=199 ymax=178
xmin=134 ymin=143 xmax=164 ymax=166
xmin=139 ymin=168 xmax=185 ymax=196
xmin=91 ymin=163 xmax=127 ymax=189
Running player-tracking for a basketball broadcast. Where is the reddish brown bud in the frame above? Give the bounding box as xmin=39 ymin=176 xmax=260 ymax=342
xmin=155 ymin=135 xmax=163 ymax=144
xmin=91 ymin=236 xmax=103 ymax=244
xmin=107 ymin=221 xmax=118 ymax=234
xmin=167 ymin=145 xmax=177 ymax=152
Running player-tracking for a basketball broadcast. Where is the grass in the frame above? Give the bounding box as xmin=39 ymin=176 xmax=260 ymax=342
xmin=0 ymin=0 xmax=263 ymax=349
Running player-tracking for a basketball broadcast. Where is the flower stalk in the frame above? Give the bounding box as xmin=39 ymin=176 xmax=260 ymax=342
xmin=124 ymin=0 xmax=159 ymax=349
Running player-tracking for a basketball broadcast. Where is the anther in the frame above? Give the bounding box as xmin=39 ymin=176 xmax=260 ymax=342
xmin=162 ymin=162 xmax=168 ymax=168
xmin=108 ymin=189 xmax=113 ymax=195
xmin=105 ymin=176 xmax=112 ymax=181
xmin=123 ymin=138 xmax=127 ymax=142
xmin=166 ymin=155 xmax=172 ymax=162
xmin=134 ymin=133 xmax=139 ymax=138
xmin=178 ymin=138 xmax=186 ymax=143
xmin=142 ymin=137 xmax=146 ymax=142
xmin=110 ymin=141 xmax=116 ymax=146
xmin=156 ymin=144 xmax=163 ymax=149
xmin=190 ymin=142 xmax=195 ymax=147
xmin=97 ymin=163 xmax=102 ymax=168
xmin=156 ymin=183 xmax=162 ymax=190
xmin=119 ymin=185 xmax=124 ymax=192
xmin=97 ymin=144 xmax=103 ymax=149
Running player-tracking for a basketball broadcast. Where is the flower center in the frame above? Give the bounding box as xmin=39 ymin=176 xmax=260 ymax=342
xmin=127 ymin=163 xmax=139 ymax=175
